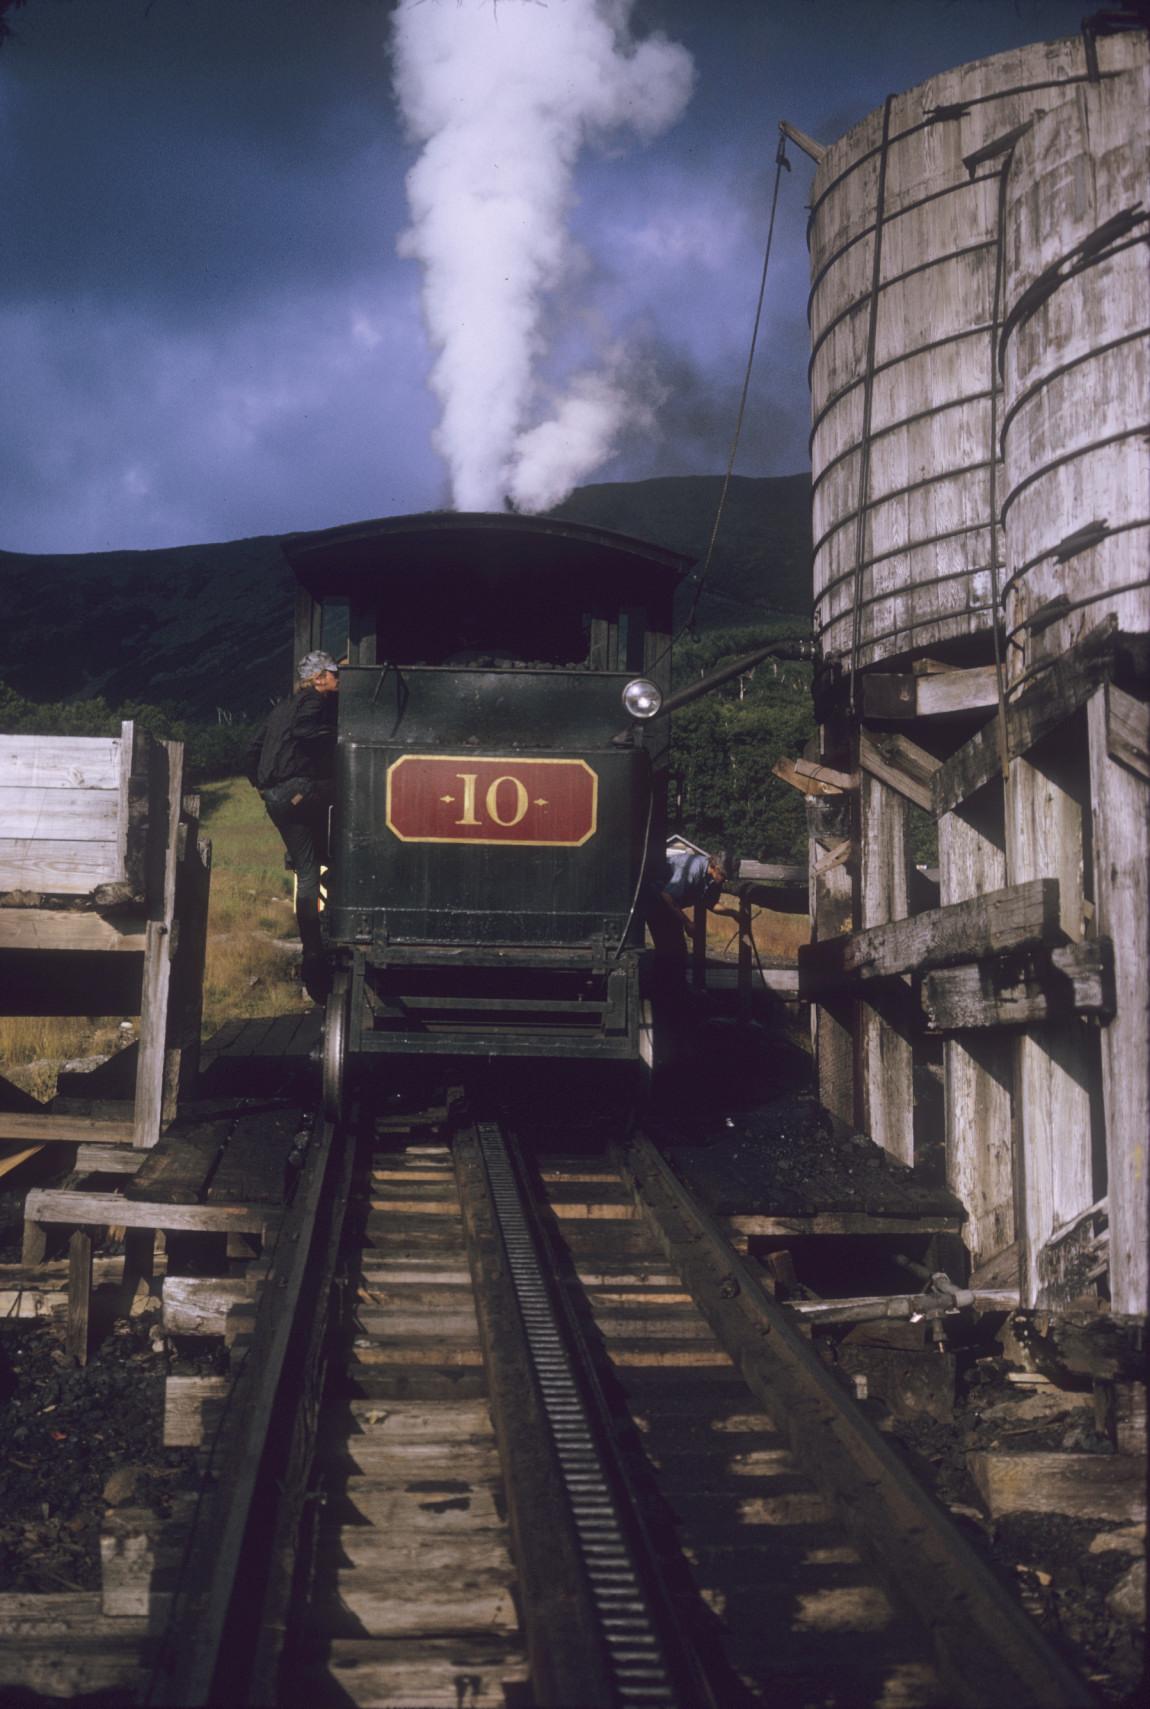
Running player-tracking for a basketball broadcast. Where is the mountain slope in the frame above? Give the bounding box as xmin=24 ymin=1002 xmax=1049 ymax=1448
xmin=0 ymin=473 xmax=810 ymax=719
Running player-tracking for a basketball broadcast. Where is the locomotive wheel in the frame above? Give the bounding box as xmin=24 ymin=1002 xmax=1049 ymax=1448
xmin=322 ymin=968 xmax=351 ymax=1124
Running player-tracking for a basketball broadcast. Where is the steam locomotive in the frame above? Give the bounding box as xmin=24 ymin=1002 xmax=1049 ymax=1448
xmin=280 ymin=511 xmax=689 ymax=1113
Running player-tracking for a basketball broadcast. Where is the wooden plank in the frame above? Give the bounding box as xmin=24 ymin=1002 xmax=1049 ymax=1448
xmin=938 ymin=794 xmax=1014 ymax=1272
xmin=862 ymin=666 xmax=999 ymax=721
xmin=799 ymin=878 xmax=1061 ymax=992
xmin=967 ymin=1452 xmax=1146 ymax=1522
xmin=1089 ymin=690 xmax=1148 ymax=1315
xmin=858 ymin=729 xmax=941 ymax=813
xmin=66 ymin=1228 xmax=93 ymax=1366
xmin=0 ymin=840 xmax=121 ymax=892
xmin=0 ymin=734 xmax=121 ymax=789
xmin=0 ymin=909 xmax=146 ymax=952
xmin=1106 ymin=680 xmax=1149 ymax=781
xmin=23 ymin=1188 xmax=276 ymax=1235
xmin=922 ymin=941 xmax=1115 ymax=1030
xmin=0 ymin=788 xmax=120 ymax=840
xmin=0 ymin=1114 xmax=135 ymax=1144
xmin=858 ymin=772 xmax=915 ymax=1166
xmin=933 ymin=619 xmax=1118 ymax=815
xmin=206 ymin=1109 xmax=303 ymax=1205
xmin=124 ymin=1121 xmax=230 ymax=1205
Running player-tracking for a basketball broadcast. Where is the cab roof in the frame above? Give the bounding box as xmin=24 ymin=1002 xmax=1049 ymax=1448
xmin=281 ymin=509 xmax=692 ymax=596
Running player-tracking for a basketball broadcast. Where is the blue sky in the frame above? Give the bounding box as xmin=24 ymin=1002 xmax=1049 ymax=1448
xmin=0 ymin=0 xmax=1089 ymax=552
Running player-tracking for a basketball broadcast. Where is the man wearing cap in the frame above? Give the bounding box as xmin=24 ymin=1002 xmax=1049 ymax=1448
xmin=246 ymin=651 xmax=340 ymax=1003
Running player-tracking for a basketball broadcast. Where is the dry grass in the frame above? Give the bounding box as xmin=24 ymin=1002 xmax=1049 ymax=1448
xmin=0 ymin=1016 xmax=129 ymax=1103
xmin=0 ymin=779 xmax=309 ymax=1103
xmin=198 ymin=777 xmax=311 ymax=1036
xmin=706 ymin=902 xmax=810 ymax=964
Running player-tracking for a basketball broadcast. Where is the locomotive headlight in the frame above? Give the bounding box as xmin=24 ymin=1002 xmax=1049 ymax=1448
xmin=622 ymin=678 xmax=662 ymax=720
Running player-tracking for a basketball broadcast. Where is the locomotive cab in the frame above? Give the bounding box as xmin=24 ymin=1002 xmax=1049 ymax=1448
xmin=281 ymin=512 xmax=688 ymax=1091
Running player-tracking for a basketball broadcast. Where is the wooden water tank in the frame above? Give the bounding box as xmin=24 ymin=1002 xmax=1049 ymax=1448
xmin=1000 ymin=56 xmax=1150 ymax=684
xmin=808 ymin=30 xmax=1147 ymax=677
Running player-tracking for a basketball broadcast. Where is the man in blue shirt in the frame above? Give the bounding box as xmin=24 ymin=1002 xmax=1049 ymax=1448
xmin=645 ymin=843 xmax=733 ymax=966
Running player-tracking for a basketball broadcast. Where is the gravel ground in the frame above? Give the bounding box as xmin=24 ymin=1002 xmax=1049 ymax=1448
xmin=0 ymin=1312 xmax=205 ymax=1594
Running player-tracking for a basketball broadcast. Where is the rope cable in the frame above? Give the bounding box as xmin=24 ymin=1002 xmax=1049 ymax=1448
xmin=644 ymin=131 xmax=792 ymax=688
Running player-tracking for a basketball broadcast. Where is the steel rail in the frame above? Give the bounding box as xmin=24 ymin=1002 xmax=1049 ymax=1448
xmin=617 ymin=1129 xmax=1096 ymax=1709
xmin=455 ymin=1116 xmax=708 ymax=1708
xmin=143 ymin=1105 xmax=357 ymax=1707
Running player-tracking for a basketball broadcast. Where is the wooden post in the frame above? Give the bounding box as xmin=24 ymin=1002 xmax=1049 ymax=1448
xmin=691 ymin=901 xmax=707 ymax=991
xmin=66 ymin=1228 xmax=93 ymax=1366
xmin=166 ymin=822 xmax=212 ymax=1111
xmin=21 ymin=1218 xmax=48 ymax=1267
xmin=858 ymin=772 xmax=914 ymax=1164
xmin=938 ymin=783 xmax=1015 ymax=1271
xmin=737 ymin=891 xmax=752 ymax=1025
xmin=133 ymin=742 xmax=184 ymax=1148
xmin=1087 ymin=687 xmax=1148 ymax=1315
xmin=808 ymin=790 xmax=856 ymax=1128
xmin=1007 ymin=733 xmax=1099 ymax=1307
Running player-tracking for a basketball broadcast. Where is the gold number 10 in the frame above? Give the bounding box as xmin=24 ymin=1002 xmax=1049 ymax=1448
xmin=455 ymin=773 xmax=529 ymax=828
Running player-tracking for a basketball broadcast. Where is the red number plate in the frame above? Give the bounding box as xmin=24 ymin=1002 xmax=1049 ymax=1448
xmin=386 ymin=755 xmax=598 ymax=846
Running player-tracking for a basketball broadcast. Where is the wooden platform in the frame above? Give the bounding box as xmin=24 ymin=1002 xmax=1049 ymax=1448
xmin=201 ymin=1011 xmax=324 ymax=1067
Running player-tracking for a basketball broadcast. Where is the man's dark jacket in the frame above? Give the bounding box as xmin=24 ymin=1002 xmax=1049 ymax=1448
xmin=246 ymin=688 xmax=337 ymax=792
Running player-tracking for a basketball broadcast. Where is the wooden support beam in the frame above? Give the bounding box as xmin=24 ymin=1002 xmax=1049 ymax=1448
xmin=66 ymin=1229 xmax=93 ymax=1366
xmin=133 ymin=740 xmax=183 ymax=1148
xmin=1105 ymin=681 xmax=1149 ymax=782
xmin=162 ymin=1275 xmax=255 ymax=1338
xmin=1088 ymin=688 xmax=1148 ymax=1315
xmin=75 ymin=1144 xmax=144 ymax=1175
xmin=23 ymin=1189 xmax=277 ymax=1236
xmin=807 ymin=787 xmax=856 ymax=1128
xmin=861 ymin=665 xmax=1000 ymax=721
xmin=858 ymin=729 xmax=941 ymax=813
xmin=938 ymin=793 xmax=1014 ymax=1274
xmin=0 ymin=910 xmax=147 ymax=953
xmin=0 ymin=1115 xmax=135 ymax=1145
xmin=858 ymin=774 xmax=915 ymax=1166
xmin=1008 ymin=737 xmax=1098 ymax=1311
xmin=922 ymin=940 xmax=1115 ymax=1031
xmin=799 ymin=877 xmax=1062 ymax=995
xmin=933 ymin=619 xmax=1120 ymax=815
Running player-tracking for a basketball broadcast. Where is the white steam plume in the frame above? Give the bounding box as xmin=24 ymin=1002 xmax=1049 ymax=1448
xmin=391 ymin=0 xmax=693 ymax=513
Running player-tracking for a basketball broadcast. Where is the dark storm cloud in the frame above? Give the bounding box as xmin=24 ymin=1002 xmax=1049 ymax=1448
xmin=0 ymin=0 xmax=1096 ymax=553
xmin=0 ymin=0 xmax=404 ymax=315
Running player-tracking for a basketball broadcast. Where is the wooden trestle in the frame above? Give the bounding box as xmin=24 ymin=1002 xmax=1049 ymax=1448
xmin=799 ymin=622 xmax=1148 ymax=1317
